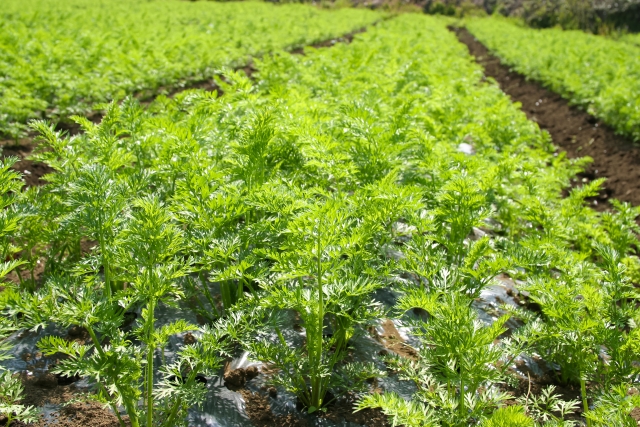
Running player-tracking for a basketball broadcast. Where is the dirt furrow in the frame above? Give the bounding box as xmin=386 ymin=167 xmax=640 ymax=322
xmin=452 ymin=26 xmax=640 ymax=209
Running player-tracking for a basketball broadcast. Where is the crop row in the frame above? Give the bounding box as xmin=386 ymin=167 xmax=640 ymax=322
xmin=466 ymin=17 xmax=640 ymax=142
xmin=0 ymin=12 xmax=639 ymax=427
xmin=0 ymin=0 xmax=380 ymax=138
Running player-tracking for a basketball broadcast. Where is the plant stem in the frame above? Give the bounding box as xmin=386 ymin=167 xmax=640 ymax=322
xmin=197 ymin=272 xmax=219 ymax=318
xmin=162 ymin=397 xmax=182 ymax=427
xmin=580 ymin=376 xmax=590 ymax=427
xmin=146 ymin=298 xmax=156 ymax=427
xmin=98 ymin=226 xmax=112 ymax=299
xmin=459 ymin=375 xmax=465 ymax=419
xmin=86 ymin=325 xmax=106 ymax=357
xmin=311 ymin=227 xmax=325 ymax=411
xmin=87 ymin=326 xmax=141 ymax=427
xmin=113 ymin=409 xmax=126 ymax=427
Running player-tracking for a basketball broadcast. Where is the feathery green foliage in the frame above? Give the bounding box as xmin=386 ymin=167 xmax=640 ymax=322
xmin=0 ymin=10 xmax=638 ymax=427
xmin=0 ymin=0 xmax=380 ymax=137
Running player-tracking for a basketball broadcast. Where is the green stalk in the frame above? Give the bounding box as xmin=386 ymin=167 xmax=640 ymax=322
xmin=197 ymin=272 xmax=220 ymax=318
xmin=87 ymin=326 xmax=140 ymax=427
xmin=101 ymin=383 xmax=127 ymax=427
xmin=220 ymin=281 xmax=232 ymax=314
xmin=98 ymin=225 xmax=112 ymax=300
xmin=86 ymin=326 xmax=106 ymax=358
xmin=162 ymin=397 xmax=182 ymax=427
xmin=580 ymin=376 xmax=590 ymax=427
xmin=15 ymin=268 xmax=24 ymax=289
xmin=577 ymin=333 xmax=591 ymax=427
xmin=459 ymin=374 xmax=465 ymax=419
xmin=310 ymin=229 xmax=325 ymax=412
xmin=146 ymin=298 xmax=156 ymax=427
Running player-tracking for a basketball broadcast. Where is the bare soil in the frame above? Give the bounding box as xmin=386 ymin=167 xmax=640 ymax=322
xmin=0 ymin=139 xmax=53 ymax=187
xmin=290 ymin=26 xmax=367 ymax=54
xmin=241 ymin=388 xmax=391 ymax=427
xmin=0 ymin=373 xmax=128 ymax=427
xmin=453 ymin=27 xmax=640 ymax=210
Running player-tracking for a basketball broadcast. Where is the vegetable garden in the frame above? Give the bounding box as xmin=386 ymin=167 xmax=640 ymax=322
xmin=0 ymin=2 xmax=639 ymax=427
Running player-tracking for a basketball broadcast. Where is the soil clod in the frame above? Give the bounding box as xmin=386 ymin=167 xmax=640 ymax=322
xmin=223 ymin=365 xmax=260 ymax=390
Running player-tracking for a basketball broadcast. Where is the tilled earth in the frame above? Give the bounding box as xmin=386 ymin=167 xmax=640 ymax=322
xmin=453 ymin=26 xmax=640 ymax=211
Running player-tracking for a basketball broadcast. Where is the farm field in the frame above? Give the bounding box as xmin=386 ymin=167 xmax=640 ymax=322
xmin=466 ymin=17 xmax=640 ymax=142
xmin=0 ymin=0 xmax=380 ymax=138
xmin=619 ymin=33 xmax=640 ymax=47
xmin=0 ymin=4 xmax=639 ymax=427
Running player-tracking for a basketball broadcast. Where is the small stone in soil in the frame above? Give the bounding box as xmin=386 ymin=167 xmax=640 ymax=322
xmin=268 ymin=387 xmax=278 ymax=398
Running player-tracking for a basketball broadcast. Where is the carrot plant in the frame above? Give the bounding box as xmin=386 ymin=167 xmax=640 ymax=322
xmin=0 ymin=158 xmax=38 ymax=425
xmin=10 ymin=197 xmax=227 ymax=427
xmin=0 ymin=0 xmax=381 ymax=138
xmin=358 ymin=294 xmax=519 ymax=426
xmin=467 ymin=17 xmax=640 ymax=141
xmin=247 ymin=195 xmax=385 ymax=413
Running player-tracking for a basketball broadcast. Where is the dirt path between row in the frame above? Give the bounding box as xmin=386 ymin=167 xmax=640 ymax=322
xmin=453 ymin=27 xmax=640 ymax=209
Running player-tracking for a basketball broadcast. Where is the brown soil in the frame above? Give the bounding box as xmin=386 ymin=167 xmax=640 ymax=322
xmin=241 ymin=389 xmax=390 ymax=427
xmin=0 ymin=139 xmax=53 ymax=187
xmin=290 ymin=26 xmax=367 ymax=55
xmin=242 ymin=390 xmax=308 ymax=427
xmin=370 ymin=319 xmax=418 ymax=360
xmin=630 ymin=406 xmax=640 ymax=424
xmin=321 ymin=398 xmax=391 ymax=427
xmin=4 ymin=257 xmax=47 ymax=288
xmin=453 ymin=27 xmax=640 ymax=209
xmin=4 ymin=373 xmax=128 ymax=427
xmin=223 ymin=365 xmax=260 ymax=391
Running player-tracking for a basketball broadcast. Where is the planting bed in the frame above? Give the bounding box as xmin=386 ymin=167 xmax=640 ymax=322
xmin=0 ymin=8 xmax=639 ymax=427
xmin=0 ymin=24 xmax=374 ymax=190
xmin=453 ymin=27 xmax=640 ymax=210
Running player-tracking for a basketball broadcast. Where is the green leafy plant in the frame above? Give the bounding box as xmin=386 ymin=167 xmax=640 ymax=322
xmin=0 ymin=9 xmax=638 ymax=427
xmin=359 ymin=290 xmax=520 ymax=426
xmin=247 ymin=196 xmax=384 ymax=413
xmin=516 ymin=385 xmax=580 ymax=426
xmin=0 ymin=157 xmax=38 ymax=425
xmin=0 ymin=0 xmax=381 ymax=137
xmin=13 ymin=197 xmax=227 ymax=427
